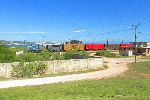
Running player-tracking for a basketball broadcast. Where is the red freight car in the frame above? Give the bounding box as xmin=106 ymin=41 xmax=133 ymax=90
xmin=92 ymin=44 xmax=99 ymax=50
xmin=120 ymin=44 xmax=132 ymax=48
xmin=97 ymin=44 xmax=105 ymax=50
xmin=85 ymin=44 xmax=93 ymax=50
xmin=85 ymin=44 xmax=105 ymax=51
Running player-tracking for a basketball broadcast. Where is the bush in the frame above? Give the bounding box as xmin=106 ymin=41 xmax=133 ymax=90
xmin=11 ymin=62 xmax=48 ymax=78
xmin=39 ymin=50 xmax=52 ymax=60
xmin=35 ymin=62 xmax=48 ymax=75
xmin=11 ymin=62 xmax=24 ymax=78
xmin=0 ymin=45 xmax=16 ymax=63
xmin=16 ymin=53 xmax=36 ymax=62
xmin=0 ymin=54 xmax=16 ymax=63
xmin=10 ymin=47 xmax=28 ymax=53
xmin=15 ymin=50 xmax=53 ymax=62
xmin=95 ymin=50 xmax=117 ymax=57
xmin=51 ymin=52 xmax=63 ymax=60
xmin=63 ymin=50 xmax=89 ymax=59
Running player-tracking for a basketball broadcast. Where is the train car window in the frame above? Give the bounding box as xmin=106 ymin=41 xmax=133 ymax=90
xmin=52 ymin=45 xmax=60 ymax=47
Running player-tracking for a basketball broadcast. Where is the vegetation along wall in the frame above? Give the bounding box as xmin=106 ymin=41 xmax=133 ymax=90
xmin=0 ymin=58 xmax=104 ymax=78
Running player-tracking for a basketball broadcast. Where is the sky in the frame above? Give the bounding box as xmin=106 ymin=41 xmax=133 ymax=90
xmin=0 ymin=0 xmax=150 ymax=43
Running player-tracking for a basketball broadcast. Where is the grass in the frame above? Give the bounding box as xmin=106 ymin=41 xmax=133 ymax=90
xmin=129 ymin=61 xmax=150 ymax=74
xmin=0 ymin=61 xmax=150 ymax=100
xmin=39 ymin=67 xmax=105 ymax=78
xmin=95 ymin=50 xmax=130 ymax=58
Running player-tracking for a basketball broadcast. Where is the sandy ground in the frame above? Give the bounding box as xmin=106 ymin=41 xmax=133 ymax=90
xmin=0 ymin=58 xmax=148 ymax=89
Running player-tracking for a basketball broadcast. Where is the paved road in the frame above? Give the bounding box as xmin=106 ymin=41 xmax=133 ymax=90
xmin=0 ymin=58 xmax=145 ymax=89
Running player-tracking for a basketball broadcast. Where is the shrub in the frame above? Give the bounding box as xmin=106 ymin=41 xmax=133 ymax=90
xmin=16 ymin=51 xmax=52 ymax=62
xmin=36 ymin=62 xmax=48 ymax=75
xmin=95 ymin=50 xmax=117 ymax=57
xmin=16 ymin=53 xmax=36 ymax=62
xmin=51 ymin=52 xmax=63 ymax=60
xmin=11 ymin=62 xmax=24 ymax=78
xmin=10 ymin=47 xmax=28 ymax=53
xmin=0 ymin=45 xmax=16 ymax=63
xmin=63 ymin=50 xmax=89 ymax=59
xmin=11 ymin=62 xmax=48 ymax=78
xmin=39 ymin=50 xmax=52 ymax=60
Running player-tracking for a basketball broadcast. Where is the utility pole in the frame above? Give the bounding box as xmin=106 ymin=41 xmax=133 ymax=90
xmin=107 ymin=38 xmax=109 ymax=48
xmin=24 ymin=40 xmax=26 ymax=47
xmin=132 ymin=23 xmax=140 ymax=63
xmin=42 ymin=36 xmax=45 ymax=50
xmin=122 ymin=40 xmax=124 ymax=44
xmin=106 ymin=32 xmax=110 ymax=50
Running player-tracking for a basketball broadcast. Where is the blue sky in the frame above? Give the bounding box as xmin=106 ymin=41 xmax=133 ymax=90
xmin=0 ymin=0 xmax=149 ymax=43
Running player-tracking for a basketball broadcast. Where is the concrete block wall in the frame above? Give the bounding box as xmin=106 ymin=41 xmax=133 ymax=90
xmin=0 ymin=63 xmax=12 ymax=77
xmin=46 ymin=58 xmax=104 ymax=74
xmin=0 ymin=58 xmax=104 ymax=77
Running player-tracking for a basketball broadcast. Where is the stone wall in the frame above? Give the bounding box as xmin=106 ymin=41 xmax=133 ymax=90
xmin=0 ymin=58 xmax=104 ymax=77
xmin=0 ymin=63 xmax=13 ymax=77
xmin=46 ymin=58 xmax=104 ymax=74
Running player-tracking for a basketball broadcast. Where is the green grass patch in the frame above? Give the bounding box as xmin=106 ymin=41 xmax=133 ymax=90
xmin=0 ymin=61 xmax=150 ymax=99
xmin=0 ymin=45 xmax=16 ymax=63
xmin=129 ymin=61 xmax=150 ymax=74
xmin=95 ymin=50 xmax=129 ymax=58
xmin=95 ymin=50 xmax=117 ymax=57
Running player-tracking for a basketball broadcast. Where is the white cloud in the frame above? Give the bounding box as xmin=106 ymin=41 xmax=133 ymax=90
xmin=72 ymin=30 xmax=87 ymax=33
xmin=0 ymin=32 xmax=49 ymax=34
xmin=72 ymin=29 xmax=96 ymax=33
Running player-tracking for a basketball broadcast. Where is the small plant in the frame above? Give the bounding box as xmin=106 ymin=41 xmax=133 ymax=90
xmin=95 ymin=50 xmax=117 ymax=57
xmin=39 ymin=50 xmax=52 ymax=60
xmin=0 ymin=45 xmax=16 ymax=63
xmin=35 ymin=62 xmax=48 ymax=75
xmin=51 ymin=52 xmax=63 ymax=60
xmin=103 ymin=64 xmax=108 ymax=69
xmin=11 ymin=62 xmax=24 ymax=78
xmin=10 ymin=47 xmax=28 ymax=53
xmin=63 ymin=50 xmax=89 ymax=59
xmin=11 ymin=62 xmax=48 ymax=78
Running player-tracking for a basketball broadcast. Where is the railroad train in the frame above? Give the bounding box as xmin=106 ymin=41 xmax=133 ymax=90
xmin=28 ymin=40 xmax=132 ymax=52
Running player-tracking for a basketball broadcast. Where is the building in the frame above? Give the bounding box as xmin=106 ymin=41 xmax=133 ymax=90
xmin=130 ymin=42 xmax=150 ymax=56
xmin=119 ymin=44 xmax=133 ymax=56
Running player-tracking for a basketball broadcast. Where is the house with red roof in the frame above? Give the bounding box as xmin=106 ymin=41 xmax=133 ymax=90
xmin=119 ymin=44 xmax=133 ymax=56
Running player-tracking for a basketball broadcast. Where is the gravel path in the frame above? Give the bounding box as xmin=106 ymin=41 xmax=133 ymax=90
xmin=0 ymin=58 xmax=143 ymax=89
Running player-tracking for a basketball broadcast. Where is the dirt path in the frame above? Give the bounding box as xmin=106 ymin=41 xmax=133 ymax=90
xmin=0 ymin=58 xmax=145 ymax=89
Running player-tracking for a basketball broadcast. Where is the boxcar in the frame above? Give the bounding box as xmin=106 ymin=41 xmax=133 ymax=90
xmin=106 ymin=44 xmax=120 ymax=50
xmin=99 ymin=44 xmax=105 ymax=50
xmin=120 ymin=44 xmax=132 ymax=48
xmin=46 ymin=43 xmax=63 ymax=52
xmin=85 ymin=44 xmax=105 ymax=51
xmin=85 ymin=44 xmax=93 ymax=50
xmin=63 ymin=44 xmax=85 ymax=51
